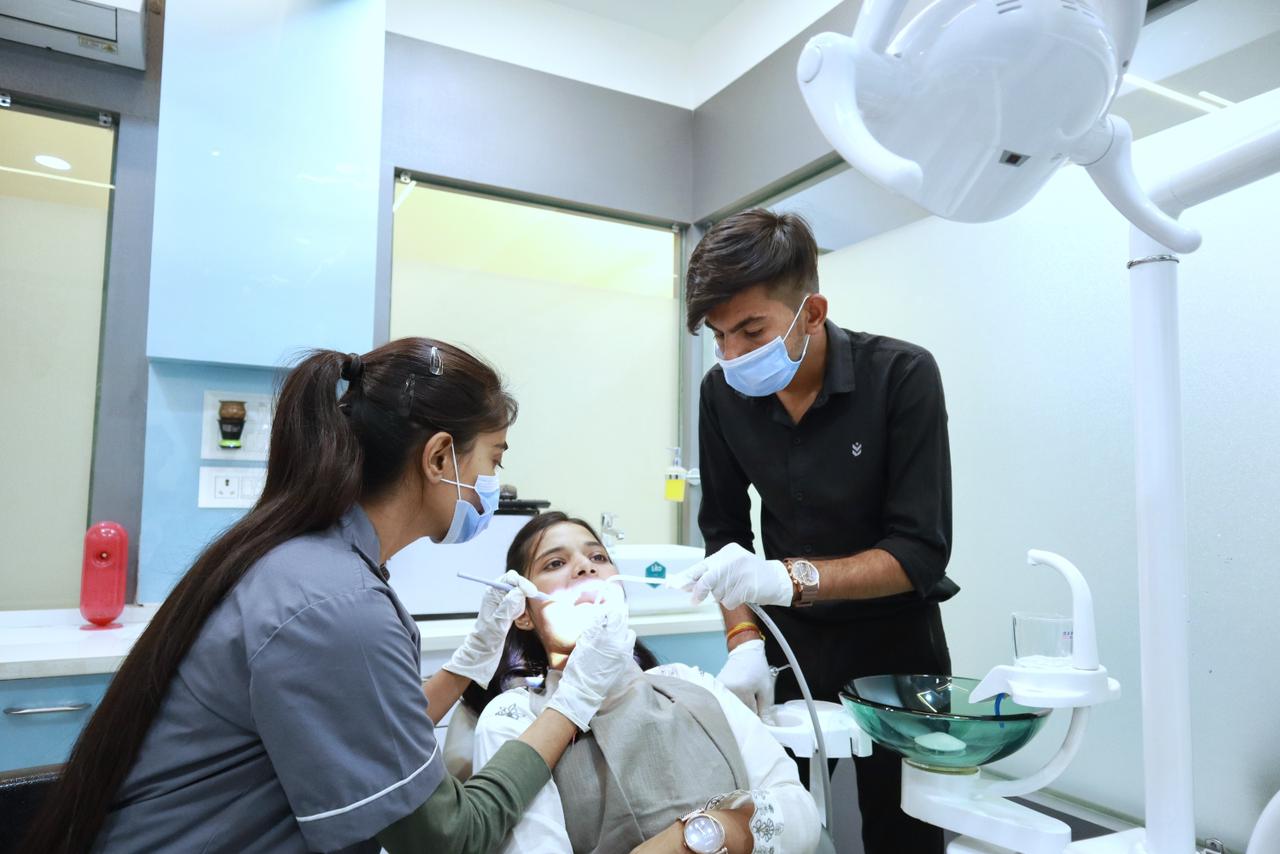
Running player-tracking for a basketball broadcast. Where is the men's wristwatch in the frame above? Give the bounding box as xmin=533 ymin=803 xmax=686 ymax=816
xmin=785 ymin=558 xmax=820 ymax=607
xmin=680 ymin=808 xmax=728 ymax=854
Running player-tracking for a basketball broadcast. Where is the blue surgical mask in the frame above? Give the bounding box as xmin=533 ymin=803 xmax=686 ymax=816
xmin=715 ymin=295 xmax=812 ymax=397
xmin=434 ymin=444 xmax=500 ymax=545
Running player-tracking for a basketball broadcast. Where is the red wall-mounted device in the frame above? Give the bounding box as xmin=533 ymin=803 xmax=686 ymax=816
xmin=81 ymin=522 xmax=127 ymax=630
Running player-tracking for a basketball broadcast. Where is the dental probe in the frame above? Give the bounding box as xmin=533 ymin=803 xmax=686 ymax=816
xmin=456 ymin=572 xmax=554 ymax=602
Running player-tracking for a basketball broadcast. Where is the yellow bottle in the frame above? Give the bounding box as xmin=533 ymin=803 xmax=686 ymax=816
xmin=664 ymin=447 xmax=687 ymax=503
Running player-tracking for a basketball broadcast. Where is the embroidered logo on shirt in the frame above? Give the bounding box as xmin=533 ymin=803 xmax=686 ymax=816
xmin=851 ymin=442 xmax=863 ymax=457
xmin=493 ymin=702 xmax=523 ymax=720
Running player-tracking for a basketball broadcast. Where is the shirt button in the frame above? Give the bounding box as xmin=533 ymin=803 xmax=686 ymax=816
xmin=793 ymin=492 xmax=804 ymax=503
xmin=792 ymin=437 xmax=802 ymax=446
xmin=803 ymin=545 xmax=814 ymax=555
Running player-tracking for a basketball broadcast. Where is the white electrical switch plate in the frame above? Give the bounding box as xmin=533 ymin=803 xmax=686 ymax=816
xmin=199 ymin=465 xmax=268 ymax=509
xmin=201 ymin=390 xmax=273 ymax=462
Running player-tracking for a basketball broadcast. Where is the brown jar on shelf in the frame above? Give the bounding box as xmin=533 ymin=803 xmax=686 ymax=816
xmin=218 ymin=400 xmax=247 ymax=449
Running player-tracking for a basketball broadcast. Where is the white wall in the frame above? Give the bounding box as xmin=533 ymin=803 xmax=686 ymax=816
xmin=386 ymin=0 xmax=840 ymax=109
xmin=815 ymin=90 xmax=1280 ymax=847
xmin=0 ymin=196 xmax=108 ymax=609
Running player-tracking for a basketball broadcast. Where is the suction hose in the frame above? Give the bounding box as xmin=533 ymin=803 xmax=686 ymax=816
xmin=747 ymin=603 xmax=835 ymax=825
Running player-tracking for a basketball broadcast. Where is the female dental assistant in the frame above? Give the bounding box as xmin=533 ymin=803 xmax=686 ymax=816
xmin=22 ymin=338 xmax=636 ymax=854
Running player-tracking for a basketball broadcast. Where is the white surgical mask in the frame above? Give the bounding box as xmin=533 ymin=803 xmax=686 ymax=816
xmin=715 ymin=295 xmax=811 ymax=397
xmin=433 ymin=444 xmax=500 ymax=545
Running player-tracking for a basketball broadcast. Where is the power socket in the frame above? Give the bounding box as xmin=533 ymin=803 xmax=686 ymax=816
xmin=213 ymin=474 xmax=239 ymax=500
xmin=199 ymin=465 xmax=266 ymax=509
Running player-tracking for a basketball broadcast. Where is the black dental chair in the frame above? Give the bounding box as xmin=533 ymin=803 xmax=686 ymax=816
xmin=0 ymin=764 xmax=61 ymax=854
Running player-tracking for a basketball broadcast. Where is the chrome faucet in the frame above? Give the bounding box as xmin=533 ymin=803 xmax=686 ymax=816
xmin=600 ymin=512 xmax=625 ymax=549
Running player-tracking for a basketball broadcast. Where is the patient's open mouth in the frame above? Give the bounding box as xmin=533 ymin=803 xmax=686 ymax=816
xmin=541 ymin=578 xmax=619 ymax=607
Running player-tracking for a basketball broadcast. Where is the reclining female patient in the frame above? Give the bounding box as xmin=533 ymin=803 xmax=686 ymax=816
xmin=463 ymin=512 xmax=820 ymax=854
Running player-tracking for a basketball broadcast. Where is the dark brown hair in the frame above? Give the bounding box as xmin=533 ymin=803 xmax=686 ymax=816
xmin=461 ymin=511 xmax=658 ymax=716
xmin=23 ymin=338 xmax=515 ymax=854
xmin=686 ymin=208 xmax=819 ymax=333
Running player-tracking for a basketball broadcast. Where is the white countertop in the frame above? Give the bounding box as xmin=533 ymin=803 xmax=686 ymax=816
xmin=0 ymin=606 xmax=157 ymax=681
xmin=0 ymin=603 xmax=726 ymax=681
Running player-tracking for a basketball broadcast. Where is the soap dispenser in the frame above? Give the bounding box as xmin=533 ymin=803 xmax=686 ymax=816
xmin=664 ymin=447 xmax=688 ymax=503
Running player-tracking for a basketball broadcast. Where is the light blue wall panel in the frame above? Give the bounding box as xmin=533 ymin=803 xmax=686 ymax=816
xmin=138 ymin=362 xmax=279 ymax=602
xmin=146 ymin=0 xmax=385 ymax=367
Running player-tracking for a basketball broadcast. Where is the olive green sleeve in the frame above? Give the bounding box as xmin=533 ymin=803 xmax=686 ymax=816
xmin=375 ymin=740 xmax=551 ymax=854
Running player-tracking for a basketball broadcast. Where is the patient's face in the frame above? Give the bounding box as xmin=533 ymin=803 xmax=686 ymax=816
xmin=514 ymin=521 xmax=622 ymax=659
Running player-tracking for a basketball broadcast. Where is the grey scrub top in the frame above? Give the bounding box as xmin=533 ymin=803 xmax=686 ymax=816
xmin=96 ymin=506 xmax=444 ymax=853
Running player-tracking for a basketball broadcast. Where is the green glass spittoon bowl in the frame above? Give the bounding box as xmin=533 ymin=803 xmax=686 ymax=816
xmin=840 ymin=675 xmax=1051 ymax=772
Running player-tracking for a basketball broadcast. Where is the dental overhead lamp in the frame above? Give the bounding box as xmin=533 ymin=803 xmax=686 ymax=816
xmin=797 ymin=0 xmax=1202 ymax=253
xmin=799 ymin=0 xmax=1280 ymax=851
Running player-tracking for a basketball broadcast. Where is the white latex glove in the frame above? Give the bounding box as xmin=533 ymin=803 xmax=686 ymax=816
xmin=443 ymin=570 xmax=537 ymax=689
xmin=669 ymin=543 xmax=793 ymax=609
xmin=716 ymin=638 xmax=774 ymax=715
xmin=548 ymin=599 xmax=637 ymax=731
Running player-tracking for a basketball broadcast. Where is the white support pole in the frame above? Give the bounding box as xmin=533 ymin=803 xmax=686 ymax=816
xmin=1127 ymin=228 xmax=1196 ymax=853
xmin=1124 ymin=120 xmax=1280 ymax=853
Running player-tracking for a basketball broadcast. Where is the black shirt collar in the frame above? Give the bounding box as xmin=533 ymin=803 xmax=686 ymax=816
xmin=817 ymin=320 xmax=856 ymax=403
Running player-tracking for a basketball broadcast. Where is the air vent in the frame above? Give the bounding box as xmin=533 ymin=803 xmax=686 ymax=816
xmin=1000 ymin=151 xmax=1030 ymax=167
xmin=995 ymin=0 xmax=1023 ymax=12
xmin=1061 ymin=0 xmax=1098 ymax=15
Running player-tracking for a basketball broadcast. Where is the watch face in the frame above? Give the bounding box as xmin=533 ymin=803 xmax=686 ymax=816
xmin=794 ymin=560 xmax=819 ymax=585
xmin=684 ymin=814 xmax=726 ymax=854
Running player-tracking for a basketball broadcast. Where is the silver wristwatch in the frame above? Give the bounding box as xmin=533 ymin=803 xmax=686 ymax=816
xmin=786 ymin=558 xmax=820 ymax=607
xmin=680 ymin=808 xmax=728 ymax=854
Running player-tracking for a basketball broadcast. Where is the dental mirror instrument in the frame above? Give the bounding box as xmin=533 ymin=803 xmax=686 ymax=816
xmin=456 ymin=572 xmax=553 ymax=602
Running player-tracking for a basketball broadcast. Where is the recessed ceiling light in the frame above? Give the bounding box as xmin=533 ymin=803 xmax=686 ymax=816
xmin=34 ymin=154 xmax=72 ymax=171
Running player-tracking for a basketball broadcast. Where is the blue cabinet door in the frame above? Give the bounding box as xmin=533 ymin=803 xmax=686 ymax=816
xmin=0 ymin=674 xmax=111 ymax=771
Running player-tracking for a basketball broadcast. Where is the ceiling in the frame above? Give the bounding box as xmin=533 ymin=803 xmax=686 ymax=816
xmin=768 ymin=164 xmax=928 ymax=253
xmin=385 ymin=0 xmax=843 ymax=109
xmin=1113 ymin=29 xmax=1280 ymax=138
xmin=0 ymin=108 xmax=114 ymax=209
xmin=545 ymin=0 xmax=745 ymax=44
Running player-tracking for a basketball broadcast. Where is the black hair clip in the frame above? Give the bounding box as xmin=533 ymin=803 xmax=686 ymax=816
xmin=398 ymin=373 xmax=418 ymax=418
xmin=428 ymin=345 xmax=444 ymax=376
xmin=341 ymin=352 xmax=364 ymax=383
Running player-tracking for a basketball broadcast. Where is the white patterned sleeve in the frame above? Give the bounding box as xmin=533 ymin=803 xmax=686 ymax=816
xmin=472 ymin=690 xmax=574 ymax=854
xmin=651 ymin=664 xmax=822 ymax=854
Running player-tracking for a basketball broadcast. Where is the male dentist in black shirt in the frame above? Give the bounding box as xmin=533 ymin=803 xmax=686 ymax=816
xmin=673 ymin=209 xmax=959 ymax=853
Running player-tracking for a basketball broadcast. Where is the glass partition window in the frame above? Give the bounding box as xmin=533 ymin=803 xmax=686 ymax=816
xmin=0 ymin=106 xmax=116 ymax=610
xmin=391 ymin=183 xmax=680 ymax=544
